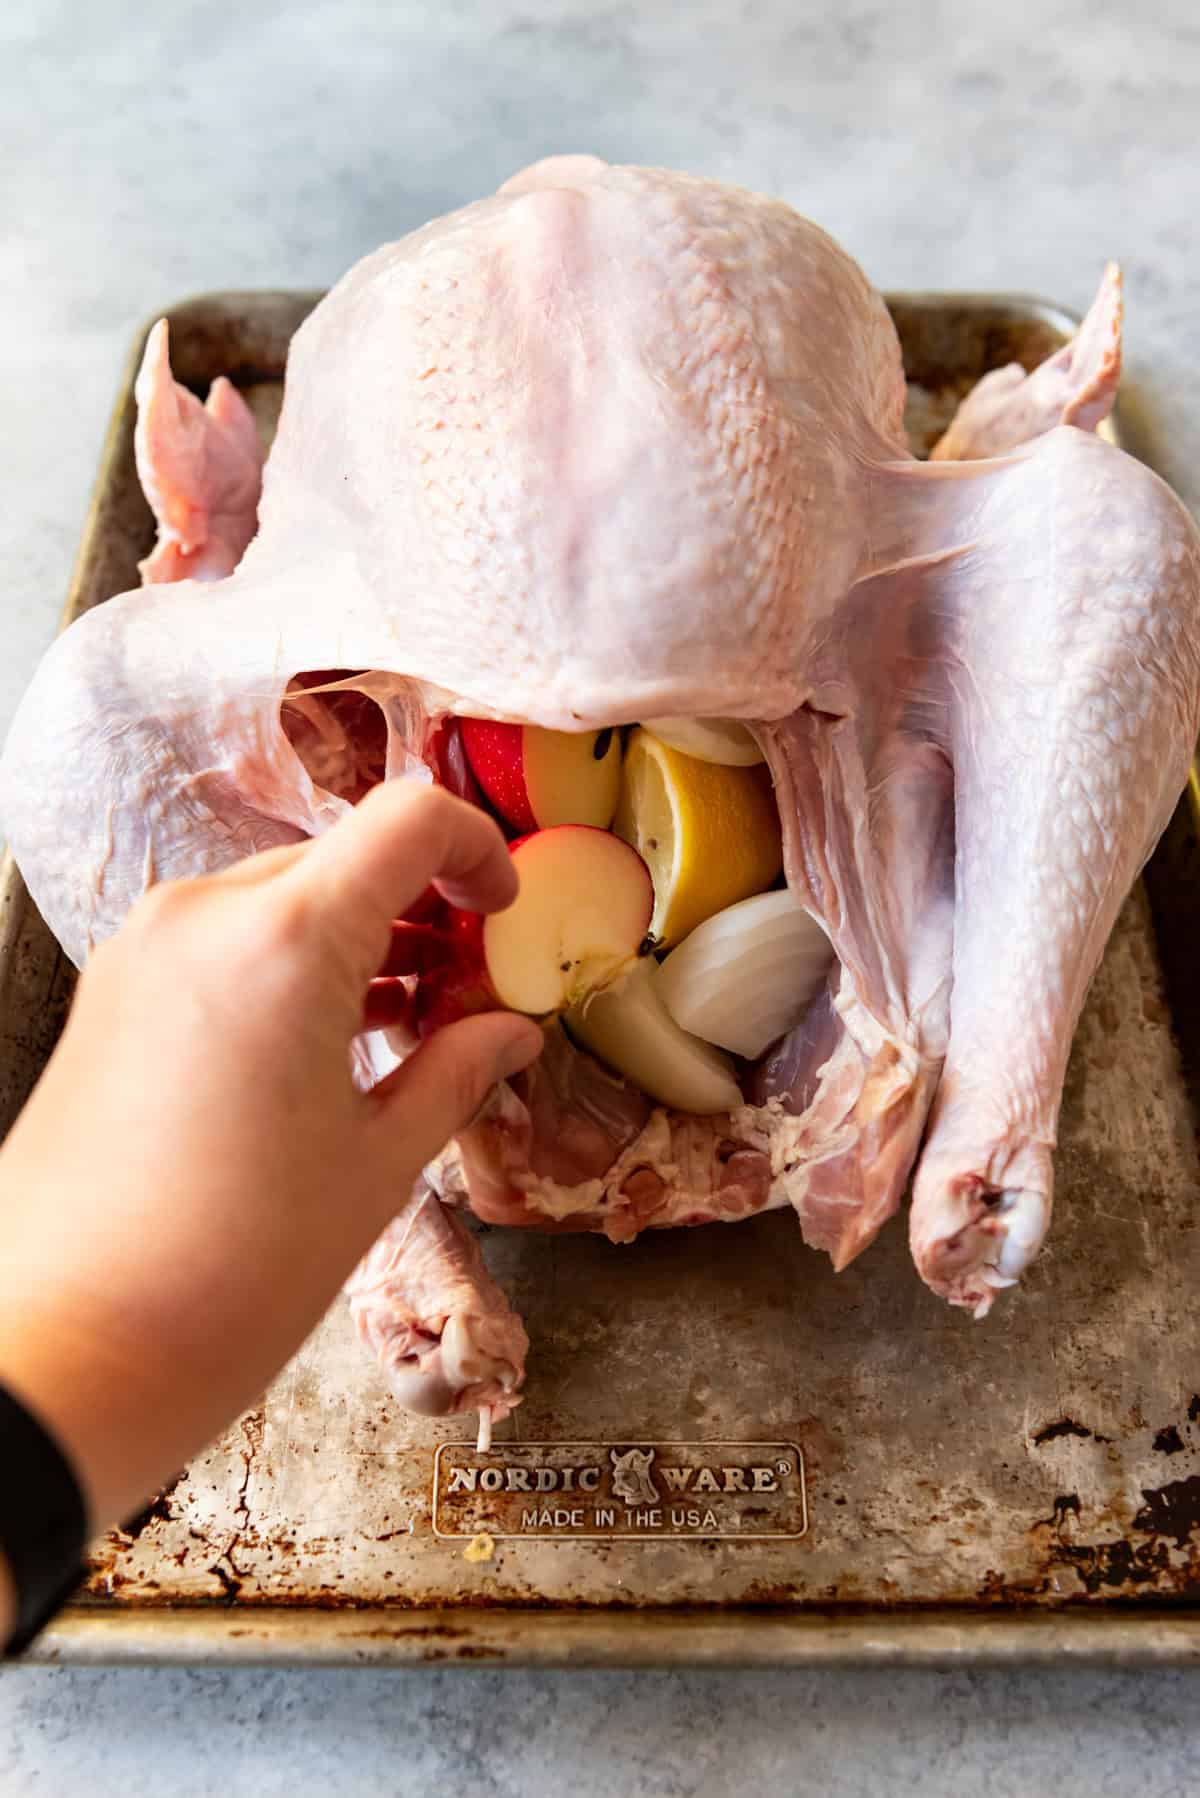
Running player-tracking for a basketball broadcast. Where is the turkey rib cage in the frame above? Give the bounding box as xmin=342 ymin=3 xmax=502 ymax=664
xmin=4 ymin=160 xmax=1198 ymax=1442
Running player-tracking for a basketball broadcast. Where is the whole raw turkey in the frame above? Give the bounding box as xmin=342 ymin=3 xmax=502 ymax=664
xmin=4 ymin=157 xmax=1198 ymax=1445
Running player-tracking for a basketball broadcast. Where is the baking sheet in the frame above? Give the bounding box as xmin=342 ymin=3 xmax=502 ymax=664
xmin=3 ymin=289 xmax=1198 ymax=1667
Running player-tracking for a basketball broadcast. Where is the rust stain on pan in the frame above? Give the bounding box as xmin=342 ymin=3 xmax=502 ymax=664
xmin=1030 ymin=1418 xmax=1112 ymax=1446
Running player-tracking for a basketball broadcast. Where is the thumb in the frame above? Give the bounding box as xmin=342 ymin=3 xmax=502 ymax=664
xmin=366 ymin=1010 xmax=543 ymax=1179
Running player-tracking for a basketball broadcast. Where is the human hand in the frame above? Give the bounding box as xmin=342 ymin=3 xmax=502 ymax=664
xmin=0 ymin=780 xmax=542 ymax=1550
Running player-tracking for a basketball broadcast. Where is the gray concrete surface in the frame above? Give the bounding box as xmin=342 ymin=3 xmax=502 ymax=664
xmin=3 ymin=0 xmax=1200 ymax=1790
xmin=4 ymin=1663 xmax=1200 ymax=1796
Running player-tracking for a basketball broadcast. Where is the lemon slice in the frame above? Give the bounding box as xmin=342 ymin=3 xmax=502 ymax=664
xmin=613 ymin=728 xmax=784 ymax=947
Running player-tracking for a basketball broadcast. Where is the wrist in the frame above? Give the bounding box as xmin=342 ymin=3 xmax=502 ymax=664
xmin=0 ymin=1305 xmax=153 ymax=1537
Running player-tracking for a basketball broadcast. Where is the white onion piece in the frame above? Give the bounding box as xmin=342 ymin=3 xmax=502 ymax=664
xmin=656 ymin=890 xmax=833 ymax=1060
xmin=641 ymin=717 xmax=764 ymax=766
xmin=567 ymin=959 xmax=742 ymax=1115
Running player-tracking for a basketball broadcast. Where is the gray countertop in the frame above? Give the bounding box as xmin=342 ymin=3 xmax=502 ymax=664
xmin=3 ymin=0 xmax=1199 ymax=1790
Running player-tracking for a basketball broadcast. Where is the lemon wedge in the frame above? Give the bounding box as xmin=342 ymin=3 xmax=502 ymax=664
xmin=613 ymin=728 xmax=784 ymax=947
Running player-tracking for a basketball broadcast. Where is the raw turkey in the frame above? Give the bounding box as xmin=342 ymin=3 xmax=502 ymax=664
xmin=4 ymin=159 xmax=1199 ymax=1445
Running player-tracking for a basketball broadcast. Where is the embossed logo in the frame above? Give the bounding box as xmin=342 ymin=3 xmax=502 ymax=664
xmin=432 ymin=1440 xmax=807 ymax=1540
xmin=609 ymin=1446 xmax=660 ymax=1508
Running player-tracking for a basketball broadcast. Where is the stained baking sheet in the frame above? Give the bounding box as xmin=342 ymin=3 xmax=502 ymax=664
xmin=3 ymin=289 xmax=1198 ymax=1667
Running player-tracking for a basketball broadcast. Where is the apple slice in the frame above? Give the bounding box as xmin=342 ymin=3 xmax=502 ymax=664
xmin=461 ymin=718 xmax=622 ymax=831
xmin=482 ymin=826 xmax=653 ymax=1015
xmin=567 ymin=959 xmax=742 ymax=1114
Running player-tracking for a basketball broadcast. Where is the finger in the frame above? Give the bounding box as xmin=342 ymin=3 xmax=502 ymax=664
xmin=288 ymin=782 xmax=517 ymax=978
xmin=210 ymin=840 xmax=310 ymax=889
xmin=366 ymin=1010 xmax=543 ymax=1177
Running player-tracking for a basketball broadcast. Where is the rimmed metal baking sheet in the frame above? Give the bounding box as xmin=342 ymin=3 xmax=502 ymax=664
xmin=4 ymin=287 xmax=1197 ymax=1668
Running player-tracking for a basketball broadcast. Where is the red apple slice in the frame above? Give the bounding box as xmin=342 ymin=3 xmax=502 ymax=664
xmin=461 ymin=719 xmax=622 ymax=832
xmin=483 ymin=827 xmax=653 ymax=1015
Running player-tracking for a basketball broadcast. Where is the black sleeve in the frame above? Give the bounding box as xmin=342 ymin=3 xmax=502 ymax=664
xmin=0 ymin=1381 xmax=87 ymax=1655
